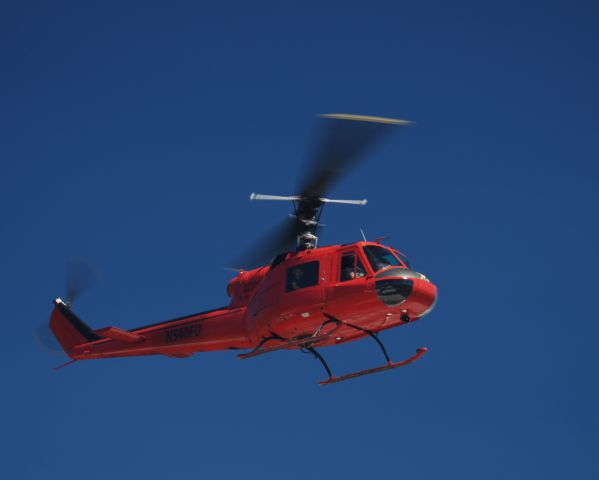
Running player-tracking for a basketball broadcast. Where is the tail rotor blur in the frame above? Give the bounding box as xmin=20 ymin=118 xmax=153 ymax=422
xmin=65 ymin=257 xmax=101 ymax=306
xmin=35 ymin=258 xmax=101 ymax=356
xmin=34 ymin=323 xmax=64 ymax=356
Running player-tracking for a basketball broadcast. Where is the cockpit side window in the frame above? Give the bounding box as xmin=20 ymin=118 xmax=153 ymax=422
xmin=286 ymin=261 xmax=319 ymax=292
xmin=340 ymin=253 xmax=366 ymax=282
xmin=363 ymin=245 xmax=404 ymax=272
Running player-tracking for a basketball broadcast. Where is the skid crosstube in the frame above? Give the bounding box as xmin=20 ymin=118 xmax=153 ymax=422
xmin=237 ymin=333 xmax=330 ymax=359
xmin=238 ymin=314 xmax=427 ymax=385
xmin=318 ymin=347 xmax=427 ymax=385
xmin=238 ymin=318 xmax=340 ymax=360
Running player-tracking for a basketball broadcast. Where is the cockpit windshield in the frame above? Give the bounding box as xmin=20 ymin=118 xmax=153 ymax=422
xmin=363 ymin=245 xmax=405 ymax=272
xmin=393 ymin=250 xmax=412 ymax=269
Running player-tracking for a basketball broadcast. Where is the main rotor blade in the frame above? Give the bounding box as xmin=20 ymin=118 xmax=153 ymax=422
xmin=233 ymin=217 xmax=300 ymax=270
xmin=299 ymin=114 xmax=410 ymax=199
xmin=65 ymin=257 xmax=101 ymax=304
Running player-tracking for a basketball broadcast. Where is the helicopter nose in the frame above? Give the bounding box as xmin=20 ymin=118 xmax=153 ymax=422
xmin=408 ymin=276 xmax=437 ymax=317
xmin=374 ymin=268 xmax=437 ymax=316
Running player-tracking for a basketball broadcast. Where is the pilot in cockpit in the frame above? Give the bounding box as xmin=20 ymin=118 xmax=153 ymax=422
xmin=341 ymin=254 xmax=366 ymax=281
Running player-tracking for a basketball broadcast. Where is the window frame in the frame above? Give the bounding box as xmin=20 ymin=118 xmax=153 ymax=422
xmin=362 ymin=245 xmax=407 ymax=273
xmin=285 ymin=261 xmax=320 ymax=293
xmin=392 ymin=249 xmax=411 ymax=269
xmin=339 ymin=252 xmax=367 ymax=282
xmin=336 ymin=247 xmax=372 ymax=282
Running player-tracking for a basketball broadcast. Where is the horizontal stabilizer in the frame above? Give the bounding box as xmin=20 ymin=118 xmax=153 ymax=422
xmin=94 ymin=326 xmax=145 ymax=344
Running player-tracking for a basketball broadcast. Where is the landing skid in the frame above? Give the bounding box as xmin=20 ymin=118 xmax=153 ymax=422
xmin=306 ymin=317 xmax=427 ymax=385
xmin=316 ymin=347 xmax=427 ymax=385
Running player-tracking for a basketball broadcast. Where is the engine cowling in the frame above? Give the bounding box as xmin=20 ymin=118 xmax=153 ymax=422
xmin=227 ymin=266 xmax=270 ymax=307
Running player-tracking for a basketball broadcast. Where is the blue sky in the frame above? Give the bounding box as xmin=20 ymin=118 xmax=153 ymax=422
xmin=1 ymin=1 xmax=598 ymax=478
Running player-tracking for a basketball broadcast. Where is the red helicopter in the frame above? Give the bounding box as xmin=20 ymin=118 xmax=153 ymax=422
xmin=47 ymin=114 xmax=438 ymax=385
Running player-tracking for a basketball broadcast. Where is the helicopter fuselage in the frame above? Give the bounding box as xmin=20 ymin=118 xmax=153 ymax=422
xmin=51 ymin=241 xmax=436 ymax=362
xmin=235 ymin=241 xmax=436 ymax=348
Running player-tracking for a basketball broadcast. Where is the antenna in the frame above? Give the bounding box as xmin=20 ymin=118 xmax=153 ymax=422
xmin=360 ymin=229 xmax=367 ymax=241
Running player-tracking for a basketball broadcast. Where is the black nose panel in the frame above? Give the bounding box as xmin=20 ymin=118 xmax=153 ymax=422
xmin=375 ymin=279 xmax=413 ymax=306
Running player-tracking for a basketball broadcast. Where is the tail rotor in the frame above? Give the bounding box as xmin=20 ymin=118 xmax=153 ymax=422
xmin=35 ymin=258 xmax=101 ymax=356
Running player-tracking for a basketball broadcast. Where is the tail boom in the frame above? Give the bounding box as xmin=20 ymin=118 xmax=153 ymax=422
xmin=49 ymin=298 xmax=251 ymax=361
